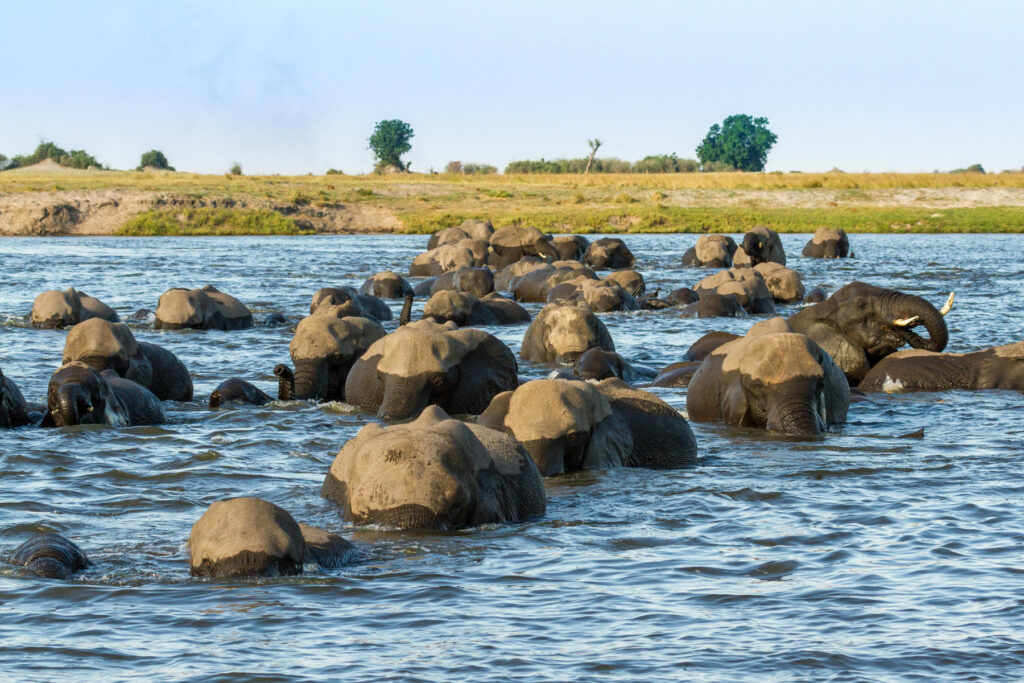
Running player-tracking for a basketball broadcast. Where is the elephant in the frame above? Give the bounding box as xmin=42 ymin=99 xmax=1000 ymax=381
xmin=321 ymin=404 xmax=545 ymax=529
xmin=410 ymin=242 xmax=480 ymax=276
xmin=752 ymin=262 xmax=805 ymax=303
xmin=42 ymin=362 xmax=165 ymax=427
xmin=512 ymin=263 xmax=597 ymax=303
xmin=551 ymin=234 xmax=589 ymax=261
xmin=423 ymin=290 xmax=529 ymax=326
xmin=584 ymin=238 xmax=635 ymax=269
xmin=426 ymin=219 xmax=494 ymax=249
xmin=547 ymin=278 xmax=638 ymax=312
xmin=573 ymin=348 xmax=636 ymax=382
xmin=360 ymin=271 xmax=414 ymax=299
xmin=478 ymin=378 xmax=697 ymax=475
xmin=733 ymin=225 xmax=786 ymax=267
xmin=488 ymin=225 xmax=559 ymax=268
xmin=521 ymin=304 xmax=616 ymax=364
xmin=858 ymin=341 xmax=1024 ymax=393
xmin=310 ymin=287 xmax=392 ymax=322
xmin=345 ymin=319 xmax=519 ymax=421
xmin=1 ymin=368 xmax=31 ymax=429
xmin=264 ymin=312 xmax=288 ymax=326
xmin=686 ymin=321 xmax=850 ymax=435
xmin=155 ymin=285 xmax=253 ymax=331
xmin=682 ymin=234 xmax=737 ymax=268
xmin=803 ymin=287 xmax=828 ymax=304
xmin=493 ymin=257 xmax=548 ymax=292
xmin=788 ymin=282 xmax=953 ymax=383
xmin=603 ymin=269 xmax=645 ymax=298
xmin=189 ymin=497 xmax=353 ymax=577
xmin=209 ymin=378 xmax=273 ymax=407
xmin=680 ymin=292 xmax=746 ymax=318
xmin=684 ymin=331 xmax=741 ymax=361
xmin=274 ymin=315 xmax=386 ymax=401
xmin=694 ymin=268 xmax=776 ymax=314
xmin=30 ymin=288 xmax=118 ymax=328
xmin=666 ymin=287 xmax=699 ymax=306
xmin=429 ymin=266 xmax=495 ymax=298
xmin=10 ymin=533 xmax=90 ymax=579
xmin=803 ymin=227 xmax=850 ymax=258
xmin=651 ymin=361 xmax=703 ymax=388
xmin=63 ymin=318 xmax=193 ymax=401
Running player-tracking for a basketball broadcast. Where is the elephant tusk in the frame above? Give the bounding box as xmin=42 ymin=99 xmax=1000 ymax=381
xmin=893 ymin=316 xmax=919 ymax=327
xmin=939 ymin=292 xmax=954 ymax=316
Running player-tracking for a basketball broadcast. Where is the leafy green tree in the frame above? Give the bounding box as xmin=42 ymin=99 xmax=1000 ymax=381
xmin=0 ymin=153 xmax=8 ymax=170
xmin=368 ymin=119 xmax=414 ymax=171
xmin=229 ymin=162 xmax=242 ymax=175
xmin=138 ymin=150 xmax=174 ymax=171
xmin=696 ymin=115 xmax=777 ymax=172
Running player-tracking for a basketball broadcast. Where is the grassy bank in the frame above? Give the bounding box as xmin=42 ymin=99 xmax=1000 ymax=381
xmin=118 ymin=209 xmax=311 ymax=235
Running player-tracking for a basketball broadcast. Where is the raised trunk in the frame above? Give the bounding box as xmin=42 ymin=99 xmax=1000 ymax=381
xmin=378 ymin=375 xmax=432 ymax=422
xmin=890 ymin=293 xmax=948 ymax=352
xmin=399 ymin=293 xmax=413 ymax=326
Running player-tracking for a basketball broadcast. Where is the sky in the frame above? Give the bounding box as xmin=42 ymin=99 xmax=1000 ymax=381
xmin=1 ymin=0 xmax=1021 ymax=175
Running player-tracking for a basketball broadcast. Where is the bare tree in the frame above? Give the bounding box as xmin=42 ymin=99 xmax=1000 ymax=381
xmin=584 ymin=138 xmax=603 ymax=174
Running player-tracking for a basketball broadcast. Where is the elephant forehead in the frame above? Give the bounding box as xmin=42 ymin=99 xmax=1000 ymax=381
xmin=33 ymin=289 xmax=77 ymax=312
xmin=813 ymin=227 xmax=844 ymax=243
xmin=505 ymin=379 xmax=610 ymax=440
xmin=291 ymin=316 xmax=377 ymax=359
xmin=158 ymin=289 xmax=211 ymax=320
xmin=377 ymin=330 xmax=467 ymax=375
xmin=65 ymin=319 xmax=137 ymax=360
xmin=189 ymin=497 xmax=305 ymax=564
xmin=725 ymin=333 xmax=824 ymax=382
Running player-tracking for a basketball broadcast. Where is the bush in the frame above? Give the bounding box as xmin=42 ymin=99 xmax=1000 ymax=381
xmin=326 ymin=168 xmax=344 ymax=175
xmin=0 ymin=153 xmax=8 ymax=170
xmin=229 ymin=162 xmax=242 ymax=176
xmin=701 ymin=160 xmax=737 ymax=172
xmin=505 ymin=155 xmax=695 ymax=174
xmin=445 ymin=161 xmax=463 ymax=174
xmin=463 ymin=163 xmax=497 ymax=175
xmin=118 ymin=209 xmax=309 ymax=236
xmin=138 ymin=150 xmax=174 ymax=171
xmin=950 ymin=163 xmax=986 ymax=174
xmin=9 ymin=141 xmax=102 ymax=169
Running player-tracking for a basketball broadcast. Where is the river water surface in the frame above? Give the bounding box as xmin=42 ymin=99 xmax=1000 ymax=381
xmin=1 ymin=233 xmax=1022 ymax=681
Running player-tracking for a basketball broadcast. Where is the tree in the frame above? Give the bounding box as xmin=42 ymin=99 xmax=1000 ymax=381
xmin=696 ymin=115 xmax=777 ymax=172
xmin=584 ymin=138 xmax=603 ymax=174
xmin=229 ymin=162 xmax=242 ymax=175
xmin=445 ymin=160 xmax=462 ymax=174
xmin=138 ymin=150 xmax=174 ymax=171
xmin=0 ymin=154 xmax=8 ymax=170
xmin=368 ymin=119 xmax=414 ymax=172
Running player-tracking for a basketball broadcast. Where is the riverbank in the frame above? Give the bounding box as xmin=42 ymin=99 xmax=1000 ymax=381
xmin=3 ymin=168 xmax=1024 ymax=235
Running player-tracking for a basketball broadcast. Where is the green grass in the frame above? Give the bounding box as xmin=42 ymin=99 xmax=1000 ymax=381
xmin=117 ymin=208 xmax=313 ymax=236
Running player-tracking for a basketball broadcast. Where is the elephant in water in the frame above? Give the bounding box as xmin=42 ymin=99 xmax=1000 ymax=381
xmin=488 ymin=225 xmax=559 ymax=268
xmin=345 ymin=319 xmax=518 ymax=421
xmin=686 ymin=319 xmax=849 ymax=435
xmin=30 ymin=288 xmax=118 ymax=329
xmin=63 ymin=318 xmax=193 ymax=401
xmin=573 ymin=348 xmax=637 ymax=382
xmin=310 ymin=287 xmax=393 ymax=322
xmin=322 ymin=404 xmax=545 ymax=529
xmin=422 ymin=290 xmax=530 ymax=326
xmin=858 ymin=341 xmax=1024 ymax=393
xmin=520 ymin=304 xmax=615 ymax=364
xmin=788 ymin=282 xmax=953 ymax=383
xmin=694 ymin=268 xmax=776 ymax=314
xmin=189 ymin=497 xmax=353 ymax=577
xmin=10 ymin=533 xmax=90 ymax=579
xmin=1 ymin=368 xmax=31 ymax=429
xmin=155 ymin=285 xmax=253 ymax=331
xmin=274 ymin=315 xmax=386 ymax=402
xmin=682 ymin=234 xmax=737 ymax=268
xmin=802 ymin=227 xmax=850 ymax=258
xmin=42 ymin=362 xmax=165 ymax=427
xmin=209 ymin=378 xmax=273 ymax=407
xmin=360 ymin=271 xmax=414 ymax=299
xmin=584 ymin=237 xmax=635 ymax=270
xmin=733 ymin=225 xmax=786 ymax=267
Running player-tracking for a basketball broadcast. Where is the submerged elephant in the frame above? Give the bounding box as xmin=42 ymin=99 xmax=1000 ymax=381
xmin=30 ymin=288 xmax=118 ymax=329
xmin=275 ymin=315 xmax=386 ymax=401
xmin=859 ymin=341 xmax=1024 ymax=393
xmin=803 ymin=227 xmax=850 ymax=258
xmin=573 ymin=348 xmax=636 ymax=382
xmin=155 ymin=285 xmax=253 ymax=331
xmin=309 ymin=287 xmax=392 ymax=322
xmin=429 ymin=265 xmax=495 ymax=298
xmin=752 ymin=262 xmax=805 ymax=304
xmin=547 ymin=277 xmax=638 ymax=312
xmin=733 ymin=225 xmax=786 ymax=267
xmin=345 ymin=319 xmax=518 ymax=420
xmin=42 ymin=362 xmax=165 ymax=427
xmin=512 ymin=262 xmax=597 ymax=303
xmin=209 ymin=378 xmax=273 ymax=407
xmin=686 ymin=321 xmax=849 ymax=435
xmin=322 ymin=404 xmax=545 ymax=529
xmin=10 ymin=533 xmax=90 ymax=579
xmin=788 ymin=282 xmax=953 ymax=383
xmin=551 ymin=234 xmax=589 ymax=261
xmin=189 ymin=497 xmax=353 ymax=577
xmin=63 ymin=318 xmax=193 ymax=401
xmin=694 ymin=268 xmax=776 ymax=314
xmin=521 ymin=304 xmax=616 ymax=364
xmin=1 ymin=368 xmax=31 ymax=429
xmin=680 ymin=292 xmax=746 ymax=318
xmin=360 ymin=271 xmax=414 ymax=299
xmin=423 ymin=290 xmax=530 ymax=326
xmin=584 ymin=238 xmax=635 ymax=270
xmin=682 ymin=234 xmax=737 ymax=268
xmin=488 ymin=225 xmax=559 ymax=268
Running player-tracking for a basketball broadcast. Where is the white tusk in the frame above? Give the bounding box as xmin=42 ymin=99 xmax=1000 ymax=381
xmin=893 ymin=316 xmax=919 ymax=327
xmin=939 ymin=292 xmax=954 ymax=316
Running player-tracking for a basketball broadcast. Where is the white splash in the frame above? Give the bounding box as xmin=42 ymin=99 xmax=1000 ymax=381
xmin=882 ymin=376 xmax=905 ymax=393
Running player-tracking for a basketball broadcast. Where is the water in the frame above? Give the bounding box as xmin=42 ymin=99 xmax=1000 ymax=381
xmin=1 ymin=233 xmax=1022 ymax=681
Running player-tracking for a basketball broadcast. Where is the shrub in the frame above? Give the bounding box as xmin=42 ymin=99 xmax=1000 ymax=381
xmin=613 ymin=192 xmax=637 ymax=203
xmin=463 ymin=163 xmax=497 ymax=174
xmin=0 ymin=154 xmax=8 ymax=170
xmin=353 ymin=188 xmax=374 ymax=197
xmin=445 ymin=161 xmax=463 ymax=174
xmin=229 ymin=163 xmax=242 ymax=176
xmin=138 ymin=150 xmax=174 ymax=171
xmin=701 ymin=160 xmax=737 ymax=172
xmin=118 ymin=209 xmax=309 ymax=235
xmin=950 ymin=163 xmax=986 ymax=174
xmin=484 ymin=189 xmax=512 ymax=198
xmin=326 ymin=168 xmax=344 ymax=175
xmin=9 ymin=141 xmax=102 ymax=169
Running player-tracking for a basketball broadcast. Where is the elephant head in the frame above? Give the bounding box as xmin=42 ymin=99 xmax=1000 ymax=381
xmin=43 ymin=362 xmax=130 ymax=427
xmin=155 ymin=285 xmax=252 ymax=331
xmin=310 ymin=287 xmax=392 ymax=322
xmin=31 ymin=288 xmax=118 ymax=329
xmin=584 ymin=238 xmax=635 ymax=270
xmin=63 ymin=318 xmax=153 ymax=388
xmin=488 ymin=225 xmax=559 ymax=268
xmin=788 ymin=282 xmax=953 ymax=382
xmin=276 ymin=315 xmax=386 ymax=401
xmin=802 ymin=227 xmax=850 ymax=258
xmin=344 ymin=320 xmax=518 ymax=421
xmin=735 ymin=225 xmax=785 ymax=267
xmin=520 ymin=304 xmax=615 ymax=364
xmin=683 ymin=234 xmax=737 ymax=268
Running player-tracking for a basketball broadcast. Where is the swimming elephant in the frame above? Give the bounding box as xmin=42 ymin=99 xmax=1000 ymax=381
xmin=478 ymin=378 xmax=697 ymax=475
xmin=11 ymin=533 xmax=90 ymax=579
xmin=155 ymin=285 xmax=253 ymax=331
xmin=428 ymin=265 xmax=495 ymax=298
xmin=803 ymin=287 xmax=828 ymax=304
xmin=666 ymin=287 xmax=699 ymax=306
xmin=651 ymin=361 xmax=703 ymax=388
xmin=603 ymin=269 xmax=645 ymax=298
xmin=274 ymin=315 xmax=386 ymax=401
xmin=752 ymin=262 xmax=806 ymax=304
xmin=682 ymin=234 xmax=737 ymax=268
xmin=584 ymin=237 xmax=635 ymax=270
xmin=488 ymin=225 xmax=559 ymax=268
xmin=573 ymin=348 xmax=636 ymax=382
xmin=410 ymin=243 xmax=480 ymax=276
xmin=788 ymin=282 xmax=953 ymax=383
xmin=547 ymin=278 xmax=638 ymax=312
xmin=802 ymin=227 xmax=850 ymax=258
xmin=493 ymin=257 xmax=548 ymax=292
xmin=694 ymin=268 xmax=776 ymax=314
xmin=322 ymin=404 xmax=545 ymax=529
xmin=189 ymin=497 xmax=353 ymax=577
xmin=686 ymin=321 xmax=850 ymax=435
xmin=360 ymin=271 xmax=414 ymax=299
xmin=521 ymin=304 xmax=616 ymax=364
xmin=344 ymin=319 xmax=518 ymax=421
xmin=63 ymin=318 xmax=193 ymax=401
xmin=309 ymin=287 xmax=392 ymax=322
xmin=512 ymin=262 xmax=597 ymax=302
xmin=684 ymin=331 xmax=742 ymax=361
xmin=1 ymin=368 xmax=31 ymax=429
xmin=209 ymin=378 xmax=273 ymax=407
xmin=733 ymin=225 xmax=786 ymax=267
xmin=551 ymin=234 xmax=589 ymax=261
xmin=42 ymin=362 xmax=165 ymax=427
xmin=422 ymin=290 xmax=529 ymax=326
xmin=858 ymin=341 xmax=1024 ymax=393
xmin=426 ymin=219 xmax=494 ymax=250
xmin=264 ymin=312 xmax=288 ymax=326
xmin=30 ymin=287 xmax=118 ymax=329
xmin=680 ymin=292 xmax=747 ymax=318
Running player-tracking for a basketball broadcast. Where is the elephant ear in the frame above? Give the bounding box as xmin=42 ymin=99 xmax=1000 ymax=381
xmin=721 ymin=381 xmax=750 ymax=426
xmin=446 ymin=331 xmax=518 ymax=415
xmin=806 ymin=323 xmax=869 ymax=383
xmin=477 ymin=391 xmax=513 ymax=432
xmin=344 ymin=350 xmax=385 ymax=414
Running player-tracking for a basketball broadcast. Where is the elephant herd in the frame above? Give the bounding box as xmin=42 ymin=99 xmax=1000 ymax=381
xmin=4 ymin=220 xmax=1022 ymax=580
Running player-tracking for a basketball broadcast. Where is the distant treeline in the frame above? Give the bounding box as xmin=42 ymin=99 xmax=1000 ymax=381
xmin=1 ymin=141 xmax=103 ymax=170
xmin=503 ymin=154 xmax=704 ymax=174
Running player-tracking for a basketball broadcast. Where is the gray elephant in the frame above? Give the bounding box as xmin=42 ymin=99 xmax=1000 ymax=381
xmin=410 ymin=241 xmax=487 ymax=276
xmin=573 ymin=348 xmax=636 ymax=381
xmin=209 ymin=378 xmax=274 ymax=407
xmin=42 ymin=362 xmax=165 ymax=427
xmin=733 ymin=225 xmax=786 ymax=267
xmin=1 ymin=368 xmax=31 ymax=429
xmin=360 ymin=271 xmax=413 ymax=299
xmin=274 ymin=315 xmax=385 ymax=401
xmin=488 ymin=225 xmax=558 ymax=267
xmin=551 ymin=234 xmax=589 ymax=261
xmin=63 ymin=318 xmax=193 ymax=401
xmin=423 ymin=290 xmax=529 ymax=326
xmin=494 ymin=258 xmax=549 ymax=292
xmin=322 ymin=404 xmax=545 ymax=529
xmin=426 ymin=219 xmax=494 ymax=249
xmin=512 ymin=262 xmax=597 ymax=302
xmin=547 ymin=278 xmax=638 ymax=312
xmin=521 ymin=304 xmax=615 ymax=364
xmin=584 ymin=238 xmax=635 ymax=269
xmin=30 ymin=288 xmax=118 ymax=329
xmin=752 ymin=262 xmax=805 ymax=303
xmin=189 ymin=497 xmax=353 ymax=577
xmin=10 ymin=533 xmax=90 ymax=579
xmin=686 ymin=320 xmax=850 ymax=435
xmin=694 ymin=268 xmax=776 ymax=314
xmin=603 ymin=269 xmax=645 ymax=298
xmin=858 ymin=341 xmax=1024 ymax=393
xmin=155 ymin=285 xmax=252 ymax=330
xmin=310 ymin=287 xmax=392 ymax=322
xmin=429 ymin=265 xmax=495 ymax=298
xmin=345 ymin=319 xmax=518 ymax=420
xmin=802 ymin=227 xmax=850 ymax=258
xmin=680 ymin=292 xmax=747 ymax=319
xmin=682 ymin=234 xmax=737 ymax=268
xmin=651 ymin=361 xmax=703 ymax=388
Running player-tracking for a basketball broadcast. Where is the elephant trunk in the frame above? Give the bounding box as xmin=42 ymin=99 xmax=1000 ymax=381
xmin=765 ymin=381 xmax=825 ymax=435
xmin=274 ymin=364 xmax=295 ymax=400
xmin=889 ymin=293 xmax=948 ymax=352
xmin=53 ymin=384 xmax=84 ymax=426
xmin=291 ymin=361 xmax=325 ymax=400
xmin=378 ymin=375 xmax=432 ymax=422
xmin=399 ymin=292 xmax=413 ymax=326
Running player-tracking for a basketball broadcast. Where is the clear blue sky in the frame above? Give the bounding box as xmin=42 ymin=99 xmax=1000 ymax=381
xmin=2 ymin=0 xmax=1021 ymax=175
